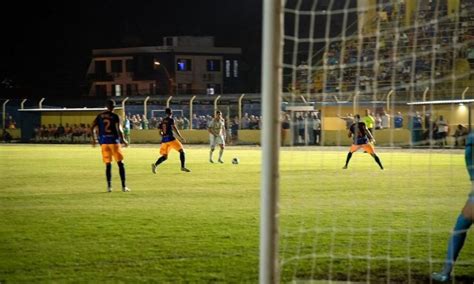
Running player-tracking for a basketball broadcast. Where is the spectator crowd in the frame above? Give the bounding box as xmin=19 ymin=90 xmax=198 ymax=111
xmin=20 ymin=109 xmax=468 ymax=148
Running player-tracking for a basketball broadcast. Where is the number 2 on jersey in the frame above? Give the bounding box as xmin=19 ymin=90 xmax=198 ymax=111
xmin=103 ymin=119 xmax=112 ymax=133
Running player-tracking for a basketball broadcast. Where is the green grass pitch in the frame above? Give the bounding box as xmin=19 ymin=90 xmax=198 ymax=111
xmin=0 ymin=144 xmax=473 ymax=282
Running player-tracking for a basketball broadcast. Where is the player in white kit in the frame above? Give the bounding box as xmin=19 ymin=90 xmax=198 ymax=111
xmin=208 ymin=110 xmax=226 ymax=163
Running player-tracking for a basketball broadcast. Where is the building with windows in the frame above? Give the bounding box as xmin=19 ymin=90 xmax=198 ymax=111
xmin=85 ymin=36 xmax=242 ymax=97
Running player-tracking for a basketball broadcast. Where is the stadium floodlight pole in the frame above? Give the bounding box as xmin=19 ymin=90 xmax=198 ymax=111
xmin=238 ymin=94 xmax=245 ymax=129
xmin=20 ymin=99 xmax=27 ymax=110
xmin=462 ymin=87 xmax=469 ymax=100
xmin=189 ymin=95 xmax=196 ymax=130
xmin=39 ymin=98 xmax=45 ymax=109
xmin=386 ymin=90 xmax=394 ymax=112
xmin=2 ymin=99 xmax=10 ymax=129
xmin=469 ymin=104 xmax=472 ymax=132
xmin=422 ymin=87 xmax=429 ymax=117
xmin=353 ymin=91 xmax=360 ymax=116
xmin=166 ymin=96 xmax=173 ymax=108
xmin=386 ymin=89 xmax=395 ymax=147
xmin=121 ymin=97 xmax=129 ymax=119
xmin=300 ymin=95 xmax=308 ymax=104
xmin=213 ymin=95 xmax=221 ymax=113
xmin=144 ymin=96 xmax=150 ymax=119
xmin=260 ymin=0 xmax=283 ymax=283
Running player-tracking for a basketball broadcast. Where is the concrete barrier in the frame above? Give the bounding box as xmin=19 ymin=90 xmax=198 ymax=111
xmin=128 ymin=128 xmax=411 ymax=146
xmin=130 ymin=129 xmax=210 ymax=144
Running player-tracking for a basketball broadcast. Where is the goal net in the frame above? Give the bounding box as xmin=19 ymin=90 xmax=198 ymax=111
xmin=264 ymin=0 xmax=474 ymax=282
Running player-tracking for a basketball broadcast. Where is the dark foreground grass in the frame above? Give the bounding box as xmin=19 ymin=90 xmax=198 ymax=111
xmin=0 ymin=144 xmax=473 ymax=283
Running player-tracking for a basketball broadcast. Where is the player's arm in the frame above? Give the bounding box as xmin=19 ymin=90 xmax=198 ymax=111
xmin=91 ymin=117 xmax=99 ymax=147
xmin=116 ymin=117 xmax=129 ymax=147
xmin=208 ymin=121 xmax=218 ymax=136
xmin=158 ymin=123 xmax=164 ymax=136
xmin=365 ymin=124 xmax=375 ymax=143
xmin=172 ymin=124 xmax=186 ymax=143
xmin=207 ymin=124 xmax=216 ymax=136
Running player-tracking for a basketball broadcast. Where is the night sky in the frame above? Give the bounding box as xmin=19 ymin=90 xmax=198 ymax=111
xmin=0 ymin=0 xmax=263 ymax=97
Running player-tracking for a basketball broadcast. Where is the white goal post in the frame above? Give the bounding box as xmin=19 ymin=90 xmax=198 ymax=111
xmin=260 ymin=0 xmax=474 ymax=283
xmin=260 ymin=0 xmax=284 ymax=283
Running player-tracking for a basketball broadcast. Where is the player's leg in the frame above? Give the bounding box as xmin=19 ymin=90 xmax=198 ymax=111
xmin=366 ymin=144 xmax=383 ymax=170
xmin=209 ymin=135 xmax=215 ymax=163
xmin=218 ymin=144 xmax=224 ymax=163
xmin=343 ymin=145 xmax=358 ymax=169
xmin=155 ymin=155 xmax=168 ymax=165
xmin=372 ymin=154 xmax=384 ymax=170
xmin=462 ymin=195 xmax=474 ymax=219
xmin=218 ymin=135 xmax=225 ymax=163
xmin=101 ymin=144 xmax=113 ymax=192
xmin=117 ymin=161 xmax=129 ymax=192
xmin=111 ymin=144 xmax=128 ymax=191
xmin=433 ymin=203 xmax=473 ymax=281
xmin=343 ymin=152 xmax=352 ymax=169
xmin=433 ymin=197 xmax=473 ymax=282
xmin=106 ymin=163 xmax=112 ymax=192
xmin=171 ymin=140 xmax=190 ymax=172
xmin=152 ymin=143 xmax=169 ymax=173
xmin=210 ymin=147 xmax=215 ymax=163
xmin=179 ymin=149 xmax=190 ymax=172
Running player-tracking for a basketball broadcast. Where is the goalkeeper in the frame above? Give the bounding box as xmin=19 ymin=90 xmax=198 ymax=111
xmin=432 ymin=132 xmax=474 ymax=282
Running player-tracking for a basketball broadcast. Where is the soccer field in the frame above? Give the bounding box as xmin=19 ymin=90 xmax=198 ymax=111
xmin=0 ymin=144 xmax=473 ymax=282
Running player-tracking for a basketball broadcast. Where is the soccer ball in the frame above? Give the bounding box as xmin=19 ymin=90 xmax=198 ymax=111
xmin=232 ymin=157 xmax=240 ymax=164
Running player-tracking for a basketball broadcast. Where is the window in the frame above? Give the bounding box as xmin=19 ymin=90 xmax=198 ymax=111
xmin=202 ymin=73 xmax=215 ymax=81
xmin=125 ymin=59 xmax=134 ymax=72
xmin=114 ymin=84 xmax=122 ymax=97
xmin=209 ymin=84 xmax=221 ymax=94
xmin=176 ymin=59 xmax=192 ymax=71
xmin=150 ymin=83 xmax=156 ymax=95
xmin=225 ymin=60 xmax=231 ymax=78
xmin=95 ymin=84 xmax=107 ymax=97
xmin=126 ymin=84 xmax=138 ymax=96
xmin=206 ymin=86 xmax=215 ymax=95
xmin=233 ymin=60 xmax=239 ymax=77
xmin=207 ymin=59 xmax=221 ymax=71
xmin=111 ymin=60 xmax=123 ymax=73
xmin=177 ymin=83 xmax=192 ymax=94
xmin=95 ymin=61 xmax=106 ymax=74
xmin=165 ymin=37 xmax=174 ymax=46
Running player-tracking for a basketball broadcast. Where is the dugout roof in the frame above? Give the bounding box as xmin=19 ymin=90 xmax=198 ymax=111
xmin=18 ymin=107 xmax=123 ymax=112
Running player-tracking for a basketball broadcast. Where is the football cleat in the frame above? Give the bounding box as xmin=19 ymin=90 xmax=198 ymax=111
xmin=431 ymin=272 xmax=450 ymax=282
xmin=209 ymin=159 xmax=214 ymax=163
xmin=107 ymin=186 xmax=112 ymax=193
xmin=151 ymin=163 xmax=157 ymax=174
xmin=218 ymin=159 xmax=224 ymax=163
xmin=181 ymin=167 xmax=191 ymax=172
xmin=122 ymin=187 xmax=130 ymax=192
